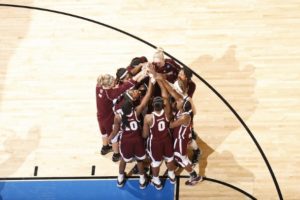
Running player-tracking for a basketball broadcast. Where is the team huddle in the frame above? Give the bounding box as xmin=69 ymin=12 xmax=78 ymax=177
xmin=96 ymin=48 xmax=202 ymax=190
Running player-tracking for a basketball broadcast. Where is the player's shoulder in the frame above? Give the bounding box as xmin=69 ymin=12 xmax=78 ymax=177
xmin=165 ymin=58 xmax=175 ymax=65
xmin=165 ymin=59 xmax=181 ymax=71
xmin=144 ymin=113 xmax=153 ymax=119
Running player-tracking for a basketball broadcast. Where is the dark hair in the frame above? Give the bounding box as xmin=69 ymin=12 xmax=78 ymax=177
xmin=183 ymin=98 xmax=193 ymax=121
xmin=183 ymin=67 xmax=193 ymax=80
xmin=138 ymin=84 xmax=147 ymax=97
xmin=152 ymin=96 xmax=164 ymax=111
xmin=169 ymin=96 xmax=176 ymax=104
xmin=183 ymin=100 xmax=192 ymax=113
xmin=130 ymin=56 xmax=148 ymax=67
xmin=121 ymin=101 xmax=133 ymax=129
xmin=116 ymin=68 xmax=128 ymax=84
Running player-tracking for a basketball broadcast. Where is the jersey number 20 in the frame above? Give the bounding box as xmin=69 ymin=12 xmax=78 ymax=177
xmin=125 ymin=121 xmax=138 ymax=131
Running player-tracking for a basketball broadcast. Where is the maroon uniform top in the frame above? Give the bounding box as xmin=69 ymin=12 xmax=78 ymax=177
xmin=96 ymin=80 xmax=136 ymax=121
xmin=149 ymin=110 xmax=170 ymax=141
xmin=120 ymin=110 xmax=142 ymax=140
xmin=172 ymin=111 xmax=191 ymax=140
xmin=154 ymin=59 xmax=181 ymax=97
xmin=112 ymin=94 xmax=125 ymax=114
xmin=155 ymin=59 xmax=181 ymax=84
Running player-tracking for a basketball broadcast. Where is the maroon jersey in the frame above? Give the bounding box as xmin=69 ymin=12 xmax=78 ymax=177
xmin=155 ymin=59 xmax=181 ymax=84
xmin=173 ymin=111 xmax=191 ymax=157
xmin=154 ymin=59 xmax=181 ymax=97
xmin=96 ymin=80 xmax=136 ymax=119
xmin=96 ymin=80 xmax=136 ymax=136
xmin=120 ymin=110 xmax=142 ymax=139
xmin=147 ymin=110 xmax=173 ymax=162
xmin=119 ymin=110 xmax=145 ymax=161
xmin=149 ymin=110 xmax=169 ymax=141
xmin=172 ymin=111 xmax=191 ymax=140
xmin=112 ymin=94 xmax=125 ymax=114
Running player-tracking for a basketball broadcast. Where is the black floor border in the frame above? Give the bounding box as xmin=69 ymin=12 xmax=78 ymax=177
xmin=0 ymin=175 xmax=256 ymax=199
xmin=175 ymin=176 xmax=180 ymax=200
xmin=0 ymin=3 xmax=282 ymax=200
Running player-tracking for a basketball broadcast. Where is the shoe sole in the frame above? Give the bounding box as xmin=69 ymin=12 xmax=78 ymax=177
xmin=139 ymin=181 xmax=148 ymax=189
xmin=151 ymin=181 xmax=163 ymax=190
xmin=168 ymin=176 xmax=176 ymax=184
xmin=117 ymin=179 xmax=125 ymax=188
xmin=139 ymin=185 xmax=146 ymax=189
xmin=185 ymin=176 xmax=203 ymax=186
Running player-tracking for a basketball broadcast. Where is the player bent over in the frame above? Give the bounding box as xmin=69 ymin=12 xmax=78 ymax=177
xmin=96 ymin=68 xmax=147 ymax=161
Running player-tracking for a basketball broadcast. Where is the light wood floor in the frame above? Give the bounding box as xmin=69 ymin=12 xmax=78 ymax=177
xmin=0 ymin=1 xmax=299 ymax=199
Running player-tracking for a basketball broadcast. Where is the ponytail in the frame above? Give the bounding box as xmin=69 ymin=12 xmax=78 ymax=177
xmin=121 ymin=100 xmax=133 ymax=129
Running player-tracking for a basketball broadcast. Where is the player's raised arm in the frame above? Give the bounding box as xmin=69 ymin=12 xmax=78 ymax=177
xmin=132 ymin=65 xmax=148 ymax=82
xmin=157 ymin=78 xmax=171 ymax=121
xmin=161 ymin=78 xmax=182 ymax=101
xmin=135 ymin=77 xmax=154 ymax=116
xmin=169 ymin=114 xmax=190 ymax=129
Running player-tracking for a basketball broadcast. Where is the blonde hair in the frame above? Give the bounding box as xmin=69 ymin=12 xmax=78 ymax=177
xmin=153 ymin=47 xmax=164 ymax=61
xmin=97 ymin=74 xmax=115 ymax=88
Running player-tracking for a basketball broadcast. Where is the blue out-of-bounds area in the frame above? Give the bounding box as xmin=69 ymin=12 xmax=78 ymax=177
xmin=0 ymin=178 xmax=175 ymax=200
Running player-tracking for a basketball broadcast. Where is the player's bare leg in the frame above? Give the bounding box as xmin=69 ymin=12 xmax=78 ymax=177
xmin=117 ymin=158 xmax=126 ymax=187
xmin=100 ymin=135 xmax=112 ymax=155
xmin=136 ymin=160 xmax=147 ymax=189
xmin=166 ymin=160 xmax=176 ymax=184
xmin=150 ymin=165 xmax=162 ymax=190
xmin=112 ymin=142 xmax=120 ymax=162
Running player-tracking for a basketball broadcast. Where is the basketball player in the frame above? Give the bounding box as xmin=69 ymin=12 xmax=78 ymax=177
xmin=174 ymin=68 xmax=201 ymax=164
xmin=115 ymin=68 xmax=131 ymax=86
xmin=143 ymin=79 xmax=176 ymax=190
xmin=160 ymin=78 xmax=203 ymax=186
xmin=151 ymin=47 xmax=182 ymax=108
xmin=96 ymin=68 xmax=147 ymax=162
xmin=127 ymin=56 xmax=148 ymax=75
xmin=108 ymin=74 xmax=155 ymax=189
xmin=153 ymin=47 xmax=181 ymax=84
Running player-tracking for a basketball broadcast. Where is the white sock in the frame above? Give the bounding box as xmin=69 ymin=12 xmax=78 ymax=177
xmin=139 ymin=174 xmax=145 ymax=184
xmin=118 ymin=173 xmax=124 ymax=182
xmin=168 ymin=170 xmax=175 ymax=179
xmin=190 ymin=139 xmax=198 ymax=150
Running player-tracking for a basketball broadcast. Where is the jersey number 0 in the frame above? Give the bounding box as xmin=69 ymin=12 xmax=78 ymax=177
xmin=158 ymin=121 xmax=165 ymax=131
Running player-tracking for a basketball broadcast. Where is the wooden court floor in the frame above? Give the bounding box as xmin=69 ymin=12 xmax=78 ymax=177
xmin=0 ymin=1 xmax=299 ymax=199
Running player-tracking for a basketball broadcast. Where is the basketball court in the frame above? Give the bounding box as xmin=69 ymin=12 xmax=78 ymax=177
xmin=0 ymin=1 xmax=299 ymax=199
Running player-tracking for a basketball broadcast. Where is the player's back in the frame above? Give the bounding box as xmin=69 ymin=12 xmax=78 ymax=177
xmin=149 ymin=110 xmax=170 ymax=141
xmin=120 ymin=110 xmax=142 ymax=139
xmin=96 ymin=86 xmax=114 ymax=121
